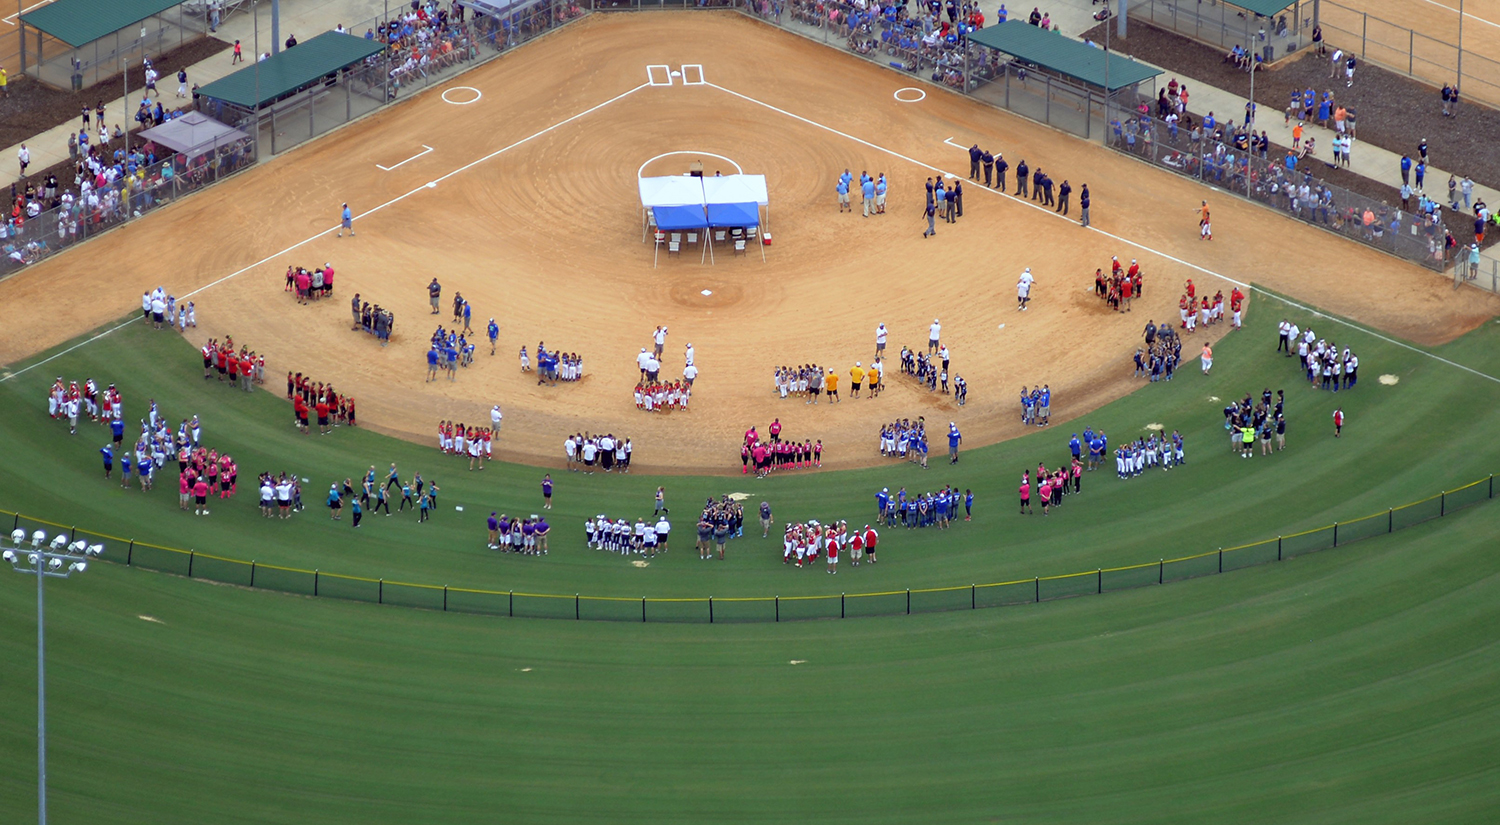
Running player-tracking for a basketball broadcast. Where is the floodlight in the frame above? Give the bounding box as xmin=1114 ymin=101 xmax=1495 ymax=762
xmin=2 ymin=550 xmax=14 ymax=563
xmin=27 ymin=554 xmax=39 ymax=566
xmin=87 ymin=545 xmax=104 ymax=557
xmin=69 ymin=541 xmax=87 ymax=553
xmin=10 ymin=528 xmax=24 ymax=543
xmin=68 ymin=562 xmax=87 ymax=573
xmin=47 ymin=558 xmax=63 ymax=571
xmin=50 ymin=535 xmax=68 ymax=550
xmin=31 ymin=530 xmax=46 ymax=547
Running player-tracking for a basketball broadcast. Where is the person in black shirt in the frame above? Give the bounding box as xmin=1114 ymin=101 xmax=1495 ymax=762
xmin=995 ymin=154 xmax=1009 ymax=192
xmin=1079 ymin=183 xmax=1091 ymax=226
xmin=1056 ymin=179 xmax=1071 ymax=214
xmin=968 ymin=144 xmax=981 ymax=179
xmin=1015 ymin=159 xmax=1029 ymax=198
xmin=427 ymin=278 xmax=441 ymax=314
xmin=981 ymin=149 xmax=994 ymax=187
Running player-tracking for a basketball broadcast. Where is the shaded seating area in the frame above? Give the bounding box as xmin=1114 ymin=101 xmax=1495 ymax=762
xmin=19 ymin=0 xmax=214 ymax=90
xmin=640 ymin=173 xmax=769 ymax=266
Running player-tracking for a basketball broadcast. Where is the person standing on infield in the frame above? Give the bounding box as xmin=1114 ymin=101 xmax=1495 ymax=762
xmin=923 ymin=199 xmax=937 ymax=238
xmin=338 ymin=203 xmax=354 ymax=237
xmin=948 ymin=422 xmax=962 ymax=464
xmin=1079 ymin=184 xmax=1090 ymax=226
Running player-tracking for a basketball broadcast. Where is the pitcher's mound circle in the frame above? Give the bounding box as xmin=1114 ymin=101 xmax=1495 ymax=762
xmin=894 ymin=87 xmax=926 ymax=103
xmin=441 ymin=86 xmax=483 ymax=105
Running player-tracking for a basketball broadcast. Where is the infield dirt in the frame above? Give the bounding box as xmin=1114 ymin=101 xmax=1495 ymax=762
xmin=1 ymin=12 xmax=1494 ymax=472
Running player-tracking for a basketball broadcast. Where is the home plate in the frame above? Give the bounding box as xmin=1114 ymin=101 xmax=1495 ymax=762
xmin=701 ymin=289 xmax=713 ymax=296
xmin=1379 ymin=374 xmax=1400 ymax=385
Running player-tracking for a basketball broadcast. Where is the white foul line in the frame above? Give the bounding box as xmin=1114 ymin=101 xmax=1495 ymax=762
xmin=376 ymin=144 xmax=434 ymax=171
xmin=706 ymin=80 xmax=1500 ymax=386
xmin=2 ymin=0 xmax=54 ymax=25
xmin=1420 ymin=0 xmax=1500 ymax=28
xmin=1 ymin=82 xmax=652 ymax=383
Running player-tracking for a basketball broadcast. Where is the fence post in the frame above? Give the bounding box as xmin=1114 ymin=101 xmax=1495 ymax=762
xmin=775 ymin=595 xmax=779 ymax=622
xmin=1218 ymin=548 xmax=1222 ymax=574
xmin=1333 ymin=522 xmax=1339 ymax=547
xmin=575 ymin=593 xmax=580 ymax=620
xmin=378 ymin=579 xmax=383 ymax=603
xmin=127 ymin=540 xmax=134 ymax=566
xmin=250 ymin=561 xmax=256 ymax=587
xmin=971 ymin=584 xmax=976 ymax=609
xmin=1408 ymin=30 xmax=1414 ymax=74
xmin=443 ymin=586 xmax=448 ymax=612
xmin=1277 ymin=535 xmax=1282 ymax=561
xmin=710 ymin=596 xmax=714 ymax=624
xmin=841 ymin=593 xmax=845 ymax=619
xmin=1159 ymin=559 xmax=1164 ymax=584
xmin=1388 ymin=508 xmax=1393 ymax=533
xmin=1491 ymin=474 xmax=1495 ymax=499
xmin=1035 ymin=576 xmax=1040 ymax=602
xmin=1441 ymin=491 xmax=1446 ymax=516
xmin=70 ymin=526 xmax=76 ymax=541
xmin=10 ymin=513 xmax=16 ymax=531
xmin=188 ymin=550 xmax=195 ymax=577
xmin=1097 ymin=568 xmax=1102 ymax=593
xmin=509 ymin=590 xmax=513 ymax=617
xmin=314 ymin=570 xmax=319 ymax=596
xmin=906 ymin=589 xmax=911 ymax=614
xmin=642 ymin=597 xmax=646 ymax=623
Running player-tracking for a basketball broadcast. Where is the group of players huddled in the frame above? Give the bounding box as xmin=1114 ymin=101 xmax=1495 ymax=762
xmin=782 ymin=520 xmax=879 ymax=573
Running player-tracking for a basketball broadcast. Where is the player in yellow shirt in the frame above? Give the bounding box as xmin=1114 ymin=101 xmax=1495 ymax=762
xmin=849 ymin=363 xmax=865 ymax=398
xmin=825 ymin=369 xmax=840 ymax=402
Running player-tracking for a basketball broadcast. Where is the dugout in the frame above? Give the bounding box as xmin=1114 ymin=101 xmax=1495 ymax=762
xmin=966 ymin=21 xmax=1162 ymax=140
xmin=194 ymin=31 xmax=387 ymax=155
xmin=18 ymin=0 xmax=223 ymax=90
xmin=1128 ymin=0 xmax=1307 ymax=64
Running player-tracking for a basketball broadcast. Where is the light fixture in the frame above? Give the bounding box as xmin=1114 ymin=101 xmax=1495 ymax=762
xmin=47 ymin=558 xmax=63 ymax=571
xmin=50 ymin=535 xmax=68 ymax=550
xmin=69 ymin=540 xmax=87 ymax=553
xmin=2 ymin=550 xmax=14 ymax=563
xmin=69 ymin=562 xmax=87 ymax=573
xmin=10 ymin=528 xmax=24 ymax=543
xmin=31 ymin=530 xmax=46 ymax=547
xmin=87 ymin=545 xmax=104 ymax=557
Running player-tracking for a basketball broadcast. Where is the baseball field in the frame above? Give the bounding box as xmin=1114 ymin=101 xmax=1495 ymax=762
xmin=1 ymin=10 xmax=1498 ymax=823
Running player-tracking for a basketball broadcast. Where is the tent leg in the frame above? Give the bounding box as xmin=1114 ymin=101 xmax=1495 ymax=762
xmin=759 ymin=232 xmax=766 ymax=262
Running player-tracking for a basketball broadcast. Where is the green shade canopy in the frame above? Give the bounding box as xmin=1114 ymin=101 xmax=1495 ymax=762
xmin=1222 ymin=0 xmax=1296 ymax=17
xmin=968 ymin=21 xmax=1162 ymax=92
xmin=21 ymin=0 xmax=185 ymax=49
xmin=195 ymin=31 xmax=385 ymax=109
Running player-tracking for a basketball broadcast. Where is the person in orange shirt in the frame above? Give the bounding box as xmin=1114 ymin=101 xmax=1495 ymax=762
xmin=1292 ymin=122 xmax=1304 ymax=150
xmin=849 ymin=362 xmax=865 ymax=398
xmin=1198 ymin=202 xmax=1212 ymax=240
xmin=1201 ymin=342 xmax=1213 ymax=374
xmin=825 ymin=368 xmax=840 ymax=403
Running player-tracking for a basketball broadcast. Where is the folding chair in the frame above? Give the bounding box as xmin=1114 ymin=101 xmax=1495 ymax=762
xmin=746 ymin=226 xmax=758 ymax=242
xmin=734 ymin=239 xmax=747 ymax=256
xmin=714 ymin=229 xmax=727 ymax=243
xmin=669 ymin=233 xmax=681 ymax=255
xmin=687 ymin=231 xmax=699 ymax=245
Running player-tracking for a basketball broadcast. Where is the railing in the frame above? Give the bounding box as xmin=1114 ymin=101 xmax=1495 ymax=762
xmin=1103 ymin=94 xmax=1450 ymax=272
xmin=4 ymin=474 xmax=1492 ymax=622
xmin=1 ymin=132 xmax=258 ymax=277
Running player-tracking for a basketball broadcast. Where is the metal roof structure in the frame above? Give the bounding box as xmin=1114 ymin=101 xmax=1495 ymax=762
xmin=195 ymin=31 xmax=384 ymax=109
xmin=21 ymin=0 xmax=184 ymax=49
xmin=968 ymin=21 xmax=1162 ymax=92
xmin=1221 ymin=0 xmax=1296 ymax=18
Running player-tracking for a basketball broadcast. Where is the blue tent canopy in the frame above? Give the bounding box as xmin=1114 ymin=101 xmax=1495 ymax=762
xmin=706 ymin=202 xmax=760 ymax=228
xmin=652 ymin=205 xmax=708 ymax=231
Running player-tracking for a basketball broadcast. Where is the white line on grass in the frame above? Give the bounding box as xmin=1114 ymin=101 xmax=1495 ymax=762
xmin=2 ymin=82 xmax=653 ymax=383
xmin=706 ymin=80 xmax=1500 ymax=385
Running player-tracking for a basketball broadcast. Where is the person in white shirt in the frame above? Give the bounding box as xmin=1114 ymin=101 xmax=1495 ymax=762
xmin=653 ymin=516 xmax=670 ymax=553
xmin=875 ymin=322 xmax=888 ymax=358
xmin=18 ymin=144 xmax=30 ymax=177
xmin=490 ymin=404 xmax=502 ymax=432
xmin=683 ymin=363 xmax=698 ymax=388
xmin=636 ymin=348 xmax=651 ymax=379
xmin=653 ymin=325 xmax=668 ymax=356
xmin=684 ymin=343 xmax=695 ymax=366
xmin=928 ymin=319 xmax=941 ymax=353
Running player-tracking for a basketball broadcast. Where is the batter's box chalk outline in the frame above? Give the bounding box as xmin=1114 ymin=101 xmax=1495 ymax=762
xmin=680 ymin=64 xmax=706 ymax=86
xmin=646 ymin=65 xmax=673 ymax=86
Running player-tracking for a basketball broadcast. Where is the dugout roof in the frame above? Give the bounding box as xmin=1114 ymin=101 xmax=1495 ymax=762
xmin=138 ymin=111 xmax=252 ymax=159
xmin=1221 ymin=0 xmax=1296 ymax=17
xmin=968 ymin=21 xmax=1161 ymax=92
xmin=195 ymin=31 xmax=384 ymax=109
xmin=20 ymin=0 xmax=184 ymax=49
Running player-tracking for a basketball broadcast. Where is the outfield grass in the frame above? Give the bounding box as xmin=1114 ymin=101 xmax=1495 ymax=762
xmin=1 ymin=298 xmax=1496 ymax=602
xmin=0 ymin=497 xmax=1496 ymax=824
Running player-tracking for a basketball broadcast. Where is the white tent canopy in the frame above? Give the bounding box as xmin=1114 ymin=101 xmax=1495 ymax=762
xmin=638 ymin=176 xmax=706 ymax=208
xmin=700 ymin=174 xmax=768 ymax=206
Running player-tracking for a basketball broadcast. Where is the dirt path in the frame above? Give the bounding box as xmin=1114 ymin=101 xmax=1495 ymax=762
xmin=1 ymin=12 xmax=1494 ymax=473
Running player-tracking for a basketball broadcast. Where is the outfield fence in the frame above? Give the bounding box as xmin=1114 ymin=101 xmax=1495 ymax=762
xmin=3 ymin=474 xmax=1493 ymax=623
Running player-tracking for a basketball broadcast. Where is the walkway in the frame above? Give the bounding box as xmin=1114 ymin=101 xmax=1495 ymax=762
xmin=4 ymin=0 xmax=382 ymax=174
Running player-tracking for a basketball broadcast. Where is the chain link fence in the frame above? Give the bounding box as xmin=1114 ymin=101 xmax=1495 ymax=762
xmin=2 ymin=130 xmax=258 ymax=277
xmin=1104 ymin=94 xmax=1450 ymax=271
xmin=4 ymin=474 xmax=1490 ymax=622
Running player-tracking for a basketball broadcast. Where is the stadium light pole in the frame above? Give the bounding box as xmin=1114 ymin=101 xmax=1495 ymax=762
xmin=122 ymin=58 xmax=129 ymax=158
xmin=5 ymin=529 xmax=102 ymax=825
